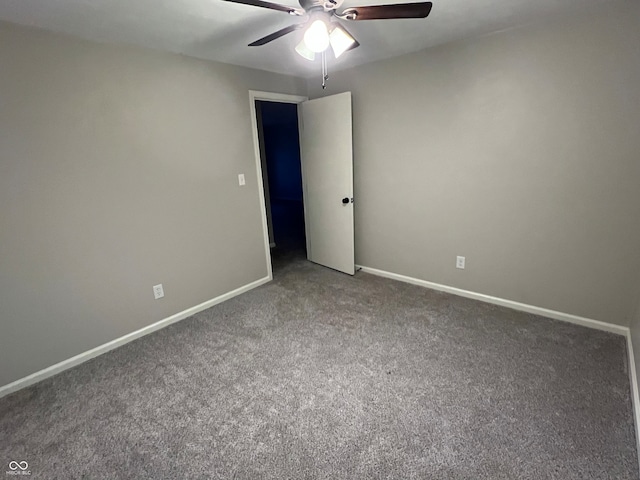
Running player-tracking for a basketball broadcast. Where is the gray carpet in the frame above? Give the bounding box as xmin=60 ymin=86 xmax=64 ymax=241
xmin=1 ymin=253 xmax=638 ymax=479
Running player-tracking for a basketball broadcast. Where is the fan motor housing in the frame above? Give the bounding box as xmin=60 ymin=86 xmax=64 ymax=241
xmin=299 ymin=0 xmax=344 ymax=12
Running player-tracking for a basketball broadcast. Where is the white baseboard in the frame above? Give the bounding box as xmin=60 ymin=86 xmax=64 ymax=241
xmin=626 ymin=332 xmax=640 ymax=472
xmin=356 ymin=265 xmax=628 ymax=336
xmin=0 ymin=276 xmax=271 ymax=399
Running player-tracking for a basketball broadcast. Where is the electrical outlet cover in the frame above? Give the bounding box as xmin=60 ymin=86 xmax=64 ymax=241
xmin=153 ymin=284 xmax=164 ymax=299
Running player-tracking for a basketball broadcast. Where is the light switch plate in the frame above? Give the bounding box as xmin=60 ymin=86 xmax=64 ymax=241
xmin=238 ymin=174 xmax=246 ymax=186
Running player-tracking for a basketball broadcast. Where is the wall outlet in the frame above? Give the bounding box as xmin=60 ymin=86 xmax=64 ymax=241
xmin=456 ymin=256 xmax=466 ymax=269
xmin=153 ymin=284 xmax=164 ymax=299
xmin=238 ymin=173 xmax=246 ymax=186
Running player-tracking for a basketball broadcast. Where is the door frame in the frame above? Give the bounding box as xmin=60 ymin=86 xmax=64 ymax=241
xmin=249 ymin=90 xmax=308 ymax=280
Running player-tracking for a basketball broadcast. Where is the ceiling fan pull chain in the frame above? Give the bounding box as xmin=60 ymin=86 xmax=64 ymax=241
xmin=321 ymin=51 xmax=329 ymax=89
xmin=321 ymin=51 xmax=325 ymax=89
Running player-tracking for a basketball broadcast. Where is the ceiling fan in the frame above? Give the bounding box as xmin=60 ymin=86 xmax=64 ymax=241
xmin=222 ymin=0 xmax=433 ymax=62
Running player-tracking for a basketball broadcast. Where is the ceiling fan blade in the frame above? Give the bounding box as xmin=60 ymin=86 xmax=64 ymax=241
xmin=222 ymin=0 xmax=305 ymax=16
xmin=339 ymin=1 xmax=432 ymax=20
xmin=249 ymin=24 xmax=304 ymax=46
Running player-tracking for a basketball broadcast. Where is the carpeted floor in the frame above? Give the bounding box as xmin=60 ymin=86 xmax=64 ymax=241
xmin=1 ymin=253 xmax=638 ymax=479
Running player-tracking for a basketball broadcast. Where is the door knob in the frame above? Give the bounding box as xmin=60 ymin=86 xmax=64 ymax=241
xmin=342 ymin=197 xmax=350 ymax=205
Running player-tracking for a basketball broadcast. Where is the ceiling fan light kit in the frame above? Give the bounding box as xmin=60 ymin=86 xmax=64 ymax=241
xmin=223 ymin=0 xmax=433 ymax=86
xmin=293 ymin=23 xmax=356 ymax=62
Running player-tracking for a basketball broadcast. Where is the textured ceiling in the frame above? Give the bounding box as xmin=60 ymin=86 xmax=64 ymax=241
xmin=0 ymin=0 xmax=614 ymax=77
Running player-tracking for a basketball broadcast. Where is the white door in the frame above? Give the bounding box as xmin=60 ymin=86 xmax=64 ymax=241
xmin=299 ymin=92 xmax=355 ymax=275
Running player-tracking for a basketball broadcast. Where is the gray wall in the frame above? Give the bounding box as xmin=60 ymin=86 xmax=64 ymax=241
xmin=0 ymin=22 xmax=305 ymax=386
xmin=308 ymin=0 xmax=640 ymax=326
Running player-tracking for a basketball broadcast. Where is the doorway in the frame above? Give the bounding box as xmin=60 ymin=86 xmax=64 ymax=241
xmin=250 ymin=90 xmax=355 ymax=280
xmin=254 ymin=97 xmax=307 ymax=273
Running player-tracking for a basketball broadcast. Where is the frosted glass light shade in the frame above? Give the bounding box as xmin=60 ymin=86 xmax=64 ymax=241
xmin=303 ymin=20 xmax=330 ymax=53
xmin=295 ymin=40 xmax=316 ymax=61
xmin=329 ymin=26 xmax=356 ymax=58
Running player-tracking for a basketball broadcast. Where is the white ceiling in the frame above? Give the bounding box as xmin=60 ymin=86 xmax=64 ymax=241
xmin=0 ymin=0 xmax=613 ymax=78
